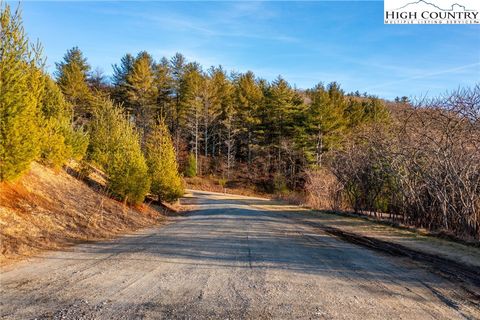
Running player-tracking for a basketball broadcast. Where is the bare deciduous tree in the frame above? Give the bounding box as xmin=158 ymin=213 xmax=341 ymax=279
xmin=323 ymin=86 xmax=480 ymax=240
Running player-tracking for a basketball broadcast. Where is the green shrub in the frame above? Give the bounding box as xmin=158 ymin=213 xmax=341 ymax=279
xmin=107 ymin=145 xmax=151 ymax=205
xmin=273 ymin=173 xmax=288 ymax=194
xmin=145 ymin=120 xmax=184 ymax=202
xmin=39 ymin=118 xmax=70 ymax=168
xmin=184 ymin=153 xmax=197 ymax=177
xmin=62 ymin=121 xmax=89 ymax=160
xmin=218 ymin=178 xmax=228 ymax=193
xmin=88 ymin=97 xmax=150 ymax=204
xmin=39 ymin=117 xmax=89 ymax=168
xmin=218 ymin=178 xmax=227 ymax=188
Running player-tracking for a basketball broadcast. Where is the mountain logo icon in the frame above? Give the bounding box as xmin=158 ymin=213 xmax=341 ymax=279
xmin=395 ymin=0 xmax=475 ymax=11
xmin=384 ymin=0 xmax=479 ymax=24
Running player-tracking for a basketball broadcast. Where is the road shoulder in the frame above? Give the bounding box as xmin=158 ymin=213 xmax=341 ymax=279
xmin=247 ymin=199 xmax=480 ymax=297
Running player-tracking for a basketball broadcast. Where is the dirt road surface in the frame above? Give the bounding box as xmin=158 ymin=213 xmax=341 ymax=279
xmin=1 ymin=190 xmax=479 ymax=319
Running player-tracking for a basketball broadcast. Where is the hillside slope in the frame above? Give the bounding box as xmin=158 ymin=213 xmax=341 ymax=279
xmin=0 ymin=162 xmax=168 ymax=265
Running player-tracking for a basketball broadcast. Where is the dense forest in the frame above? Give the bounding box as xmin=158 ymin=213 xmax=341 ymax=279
xmin=1 ymin=4 xmax=479 ymax=239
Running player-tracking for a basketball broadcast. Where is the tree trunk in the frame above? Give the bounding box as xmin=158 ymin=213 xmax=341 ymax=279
xmin=248 ymin=130 xmax=252 ymax=164
xmin=195 ymin=108 xmax=199 ymax=175
xmin=204 ymin=101 xmax=209 ymax=158
xmin=316 ymin=129 xmax=323 ymax=166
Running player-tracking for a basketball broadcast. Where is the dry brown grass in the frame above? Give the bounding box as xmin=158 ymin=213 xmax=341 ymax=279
xmin=0 ymin=162 xmax=169 ymax=265
xmin=274 ymin=191 xmax=306 ymax=206
xmin=184 ymin=176 xmax=270 ymax=198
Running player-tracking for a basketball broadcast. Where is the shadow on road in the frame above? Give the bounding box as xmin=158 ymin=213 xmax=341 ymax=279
xmin=28 ymin=194 xmax=464 ymax=294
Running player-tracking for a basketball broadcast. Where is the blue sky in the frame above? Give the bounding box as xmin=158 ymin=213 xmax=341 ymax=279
xmin=15 ymin=1 xmax=480 ymax=99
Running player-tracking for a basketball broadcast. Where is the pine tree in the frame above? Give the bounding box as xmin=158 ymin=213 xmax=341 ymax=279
xmin=39 ymin=75 xmax=72 ymax=167
xmin=113 ymin=53 xmax=135 ymax=87
xmin=0 ymin=4 xmax=42 ymax=181
xmin=154 ymin=57 xmax=173 ymax=123
xmin=254 ymin=77 xmax=305 ymax=188
xmin=125 ymin=51 xmax=158 ymax=139
xmin=112 ymin=53 xmax=135 ymax=106
xmin=170 ymin=53 xmax=187 ymax=151
xmin=263 ymin=77 xmax=302 ymax=163
xmin=89 ymin=97 xmax=150 ymax=204
xmin=205 ymin=66 xmax=231 ymax=159
xmin=234 ymin=71 xmax=263 ymax=163
xmin=39 ymin=75 xmax=88 ymax=167
xmin=303 ymin=82 xmax=347 ymax=165
xmin=55 ymin=46 xmax=92 ymax=123
xmin=344 ymin=95 xmax=389 ymax=128
xmin=181 ymin=62 xmax=204 ymax=170
xmin=145 ymin=120 xmax=184 ymax=202
xmin=184 ymin=153 xmax=197 ymax=178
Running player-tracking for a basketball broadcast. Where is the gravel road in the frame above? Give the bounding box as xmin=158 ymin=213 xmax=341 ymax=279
xmin=1 ymin=190 xmax=479 ymax=319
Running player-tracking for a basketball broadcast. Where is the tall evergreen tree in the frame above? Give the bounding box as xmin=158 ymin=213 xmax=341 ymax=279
xmin=303 ymin=82 xmax=347 ymax=165
xmin=154 ymin=57 xmax=173 ymax=125
xmin=125 ymin=51 xmax=158 ymax=139
xmin=170 ymin=53 xmax=187 ymax=151
xmin=112 ymin=53 xmax=135 ymax=87
xmin=0 ymin=4 xmax=42 ymax=181
xmin=180 ymin=62 xmax=204 ymax=171
xmin=206 ymin=66 xmax=232 ymax=159
xmin=264 ymin=77 xmax=302 ymax=161
xmin=145 ymin=120 xmax=184 ymax=202
xmin=112 ymin=53 xmax=135 ymax=106
xmin=234 ymin=71 xmax=263 ymax=163
xmin=55 ymin=46 xmax=92 ymax=123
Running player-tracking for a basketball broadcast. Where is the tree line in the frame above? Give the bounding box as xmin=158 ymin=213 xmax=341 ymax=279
xmin=73 ymin=50 xmax=388 ymax=192
xmin=1 ymin=4 xmax=478 ymax=239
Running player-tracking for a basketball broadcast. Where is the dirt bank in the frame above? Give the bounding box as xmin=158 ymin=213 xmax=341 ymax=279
xmin=0 ymin=162 xmax=169 ymax=265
